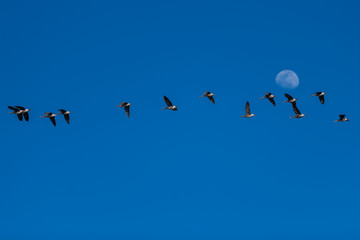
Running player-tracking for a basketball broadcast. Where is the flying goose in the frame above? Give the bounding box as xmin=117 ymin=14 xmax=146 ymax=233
xmin=116 ymin=102 xmax=131 ymax=118
xmin=40 ymin=112 xmax=57 ymax=126
xmin=334 ymin=114 xmax=349 ymax=122
xmin=200 ymin=91 xmax=215 ymax=104
xmin=8 ymin=106 xmax=23 ymax=121
xmin=240 ymin=101 xmax=255 ymax=118
xmin=312 ymin=92 xmax=326 ymax=104
xmin=57 ymin=109 xmax=71 ymax=124
xmin=260 ymin=92 xmax=276 ymax=106
xmin=15 ymin=106 xmax=30 ymax=121
xmin=290 ymin=103 xmax=305 ymax=118
xmin=162 ymin=96 xmax=178 ymax=111
xmin=283 ymin=93 xmax=298 ymax=103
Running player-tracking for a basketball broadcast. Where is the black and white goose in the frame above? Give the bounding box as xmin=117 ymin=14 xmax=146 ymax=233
xmin=57 ymin=109 xmax=71 ymax=124
xmin=334 ymin=114 xmax=349 ymax=122
xmin=240 ymin=101 xmax=255 ymax=118
xmin=8 ymin=106 xmax=23 ymax=121
xmin=312 ymin=92 xmax=326 ymax=104
xmin=200 ymin=91 xmax=215 ymax=104
xmin=283 ymin=93 xmax=298 ymax=103
xmin=15 ymin=106 xmax=30 ymax=121
xmin=290 ymin=103 xmax=305 ymax=118
xmin=116 ymin=102 xmax=131 ymax=118
xmin=260 ymin=92 xmax=276 ymax=106
xmin=40 ymin=112 xmax=57 ymax=126
xmin=162 ymin=96 xmax=178 ymax=111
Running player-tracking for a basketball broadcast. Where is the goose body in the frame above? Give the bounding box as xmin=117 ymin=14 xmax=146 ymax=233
xmin=240 ymin=101 xmax=255 ymax=118
xmin=57 ymin=109 xmax=71 ymax=124
xmin=200 ymin=91 xmax=215 ymax=104
xmin=40 ymin=112 xmax=57 ymax=126
xmin=117 ymin=102 xmax=131 ymax=118
xmin=260 ymin=92 xmax=276 ymax=106
xmin=312 ymin=92 xmax=326 ymax=104
xmin=15 ymin=106 xmax=31 ymax=121
xmin=8 ymin=106 xmax=23 ymax=121
xmin=283 ymin=93 xmax=298 ymax=103
xmin=334 ymin=114 xmax=349 ymax=122
xmin=162 ymin=96 xmax=178 ymax=111
xmin=290 ymin=103 xmax=305 ymax=118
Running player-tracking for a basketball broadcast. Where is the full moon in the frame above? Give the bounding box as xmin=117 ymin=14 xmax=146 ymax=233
xmin=275 ymin=70 xmax=299 ymax=89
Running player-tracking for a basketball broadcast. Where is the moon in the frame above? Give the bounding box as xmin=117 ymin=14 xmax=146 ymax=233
xmin=275 ymin=70 xmax=299 ymax=89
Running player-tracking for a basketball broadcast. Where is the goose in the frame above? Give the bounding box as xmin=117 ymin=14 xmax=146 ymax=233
xmin=240 ymin=101 xmax=255 ymax=118
xmin=57 ymin=109 xmax=71 ymax=124
xmin=283 ymin=93 xmax=298 ymax=103
xmin=116 ymin=102 xmax=131 ymax=118
xmin=40 ymin=112 xmax=57 ymax=126
xmin=334 ymin=114 xmax=349 ymax=122
xmin=8 ymin=106 xmax=23 ymax=121
xmin=260 ymin=92 xmax=276 ymax=106
xmin=15 ymin=106 xmax=30 ymax=121
xmin=200 ymin=91 xmax=215 ymax=104
xmin=312 ymin=92 xmax=326 ymax=104
xmin=290 ymin=103 xmax=305 ymax=118
xmin=162 ymin=96 xmax=178 ymax=111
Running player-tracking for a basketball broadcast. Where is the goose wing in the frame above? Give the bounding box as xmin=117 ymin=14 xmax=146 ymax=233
xmin=58 ymin=109 xmax=66 ymax=113
xmin=124 ymin=105 xmax=130 ymax=118
xmin=8 ymin=106 xmax=17 ymax=111
xmin=268 ymin=97 xmax=276 ymax=106
xmin=64 ymin=114 xmax=70 ymax=124
xmin=245 ymin=101 xmax=251 ymax=115
xmin=208 ymin=96 xmax=215 ymax=104
xmin=15 ymin=106 xmax=25 ymax=110
xmin=285 ymin=93 xmax=293 ymax=100
xmin=319 ymin=95 xmax=325 ymax=104
xmin=339 ymin=114 xmax=345 ymax=120
xmin=50 ymin=117 xmax=56 ymax=126
xmin=119 ymin=102 xmax=127 ymax=108
xmin=292 ymin=104 xmax=301 ymax=114
xmin=17 ymin=113 xmax=23 ymax=121
xmin=23 ymin=112 xmax=29 ymax=121
xmin=164 ymin=96 xmax=173 ymax=107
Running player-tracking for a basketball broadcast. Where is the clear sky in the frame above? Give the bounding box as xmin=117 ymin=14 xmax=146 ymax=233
xmin=1 ymin=0 xmax=359 ymax=239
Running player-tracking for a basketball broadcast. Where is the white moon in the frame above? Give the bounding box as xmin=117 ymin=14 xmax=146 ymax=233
xmin=275 ymin=70 xmax=299 ymax=89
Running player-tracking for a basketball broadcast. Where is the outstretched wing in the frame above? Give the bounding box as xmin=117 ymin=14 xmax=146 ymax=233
xmin=17 ymin=113 xmax=23 ymax=121
xmin=64 ymin=114 xmax=70 ymax=124
xmin=15 ymin=106 xmax=25 ymax=110
xmin=163 ymin=96 xmax=173 ymax=107
xmin=208 ymin=96 xmax=215 ymax=104
xmin=268 ymin=98 xmax=276 ymax=106
xmin=124 ymin=105 xmax=130 ymax=118
xmin=292 ymin=104 xmax=301 ymax=115
xmin=245 ymin=101 xmax=251 ymax=115
xmin=58 ymin=109 xmax=66 ymax=113
xmin=319 ymin=95 xmax=325 ymax=104
xmin=23 ymin=112 xmax=29 ymax=121
xmin=8 ymin=106 xmax=17 ymax=111
xmin=119 ymin=102 xmax=127 ymax=108
xmin=50 ymin=117 xmax=56 ymax=126
xmin=285 ymin=93 xmax=293 ymax=100
xmin=339 ymin=114 xmax=345 ymax=120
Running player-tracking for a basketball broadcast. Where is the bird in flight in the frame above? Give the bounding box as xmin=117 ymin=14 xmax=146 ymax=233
xmin=260 ymin=92 xmax=276 ymax=106
xmin=240 ymin=101 xmax=255 ymax=118
xmin=162 ymin=96 xmax=178 ymax=111
xmin=40 ymin=112 xmax=57 ymax=126
xmin=200 ymin=91 xmax=215 ymax=104
xmin=312 ymin=92 xmax=326 ymax=104
xmin=57 ymin=109 xmax=71 ymax=124
xmin=15 ymin=106 xmax=31 ymax=121
xmin=334 ymin=114 xmax=349 ymax=122
xmin=8 ymin=106 xmax=23 ymax=121
xmin=290 ymin=103 xmax=305 ymax=118
xmin=117 ymin=102 xmax=132 ymax=118
xmin=283 ymin=93 xmax=298 ymax=103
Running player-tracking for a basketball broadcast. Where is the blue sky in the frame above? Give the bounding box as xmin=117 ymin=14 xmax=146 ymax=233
xmin=1 ymin=0 xmax=359 ymax=239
